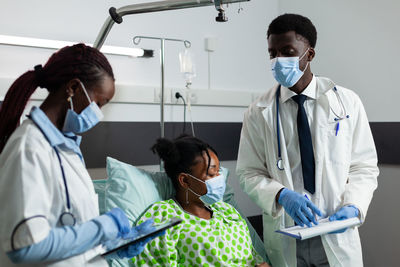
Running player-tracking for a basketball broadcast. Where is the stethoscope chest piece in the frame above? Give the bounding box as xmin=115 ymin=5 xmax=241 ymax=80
xmin=277 ymin=158 xmax=284 ymax=171
xmin=60 ymin=212 xmax=76 ymax=226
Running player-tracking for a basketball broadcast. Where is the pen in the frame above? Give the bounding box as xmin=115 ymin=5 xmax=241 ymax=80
xmin=304 ymin=194 xmax=318 ymax=225
xmin=335 ymin=122 xmax=340 ymax=136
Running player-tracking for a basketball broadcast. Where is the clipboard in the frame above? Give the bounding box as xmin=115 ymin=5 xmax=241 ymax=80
xmin=276 ymin=217 xmax=361 ymax=240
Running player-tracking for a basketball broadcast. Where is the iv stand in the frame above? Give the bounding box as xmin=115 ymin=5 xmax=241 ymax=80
xmin=133 ymin=36 xmax=191 ymax=139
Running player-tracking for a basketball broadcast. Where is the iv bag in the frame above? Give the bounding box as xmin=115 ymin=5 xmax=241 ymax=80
xmin=179 ymin=49 xmax=196 ymax=85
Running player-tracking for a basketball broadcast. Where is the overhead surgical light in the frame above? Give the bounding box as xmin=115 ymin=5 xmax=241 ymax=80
xmin=0 ymin=34 xmax=153 ymax=58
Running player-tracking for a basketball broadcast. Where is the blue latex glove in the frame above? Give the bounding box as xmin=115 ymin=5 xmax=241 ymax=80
xmin=105 ymin=207 xmax=131 ymax=238
xmin=107 ymin=219 xmax=166 ymax=259
xmin=116 ymin=229 xmax=166 ymax=258
xmin=124 ymin=218 xmax=155 ymax=239
xmin=278 ymin=188 xmax=322 ymax=227
xmin=116 ymin=237 xmax=153 ymax=258
xmin=328 ymin=205 xmax=359 ymax=234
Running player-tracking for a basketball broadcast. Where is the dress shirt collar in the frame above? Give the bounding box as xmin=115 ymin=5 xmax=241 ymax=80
xmin=29 ymin=106 xmax=83 ymax=160
xmin=280 ymin=75 xmax=317 ymax=103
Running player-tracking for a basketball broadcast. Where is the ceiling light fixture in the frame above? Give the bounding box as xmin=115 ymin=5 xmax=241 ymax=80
xmin=0 ymin=34 xmax=153 ymax=58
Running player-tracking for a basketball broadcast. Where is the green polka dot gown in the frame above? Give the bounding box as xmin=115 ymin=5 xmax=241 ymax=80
xmin=132 ymin=199 xmax=263 ymax=266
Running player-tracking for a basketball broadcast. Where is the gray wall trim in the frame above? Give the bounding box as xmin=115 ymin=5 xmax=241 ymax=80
xmin=80 ymin=121 xmax=399 ymax=168
xmin=81 ymin=122 xmax=242 ymax=168
xmin=370 ymin=122 xmax=400 ymax=165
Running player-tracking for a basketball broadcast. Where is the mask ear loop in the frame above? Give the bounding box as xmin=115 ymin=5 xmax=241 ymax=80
xmin=299 ymin=48 xmax=310 ymax=61
xmin=302 ymin=61 xmax=310 ymax=72
xmin=79 ymin=81 xmax=92 ymax=104
xmin=299 ymin=48 xmax=311 ymax=72
xmin=67 ymin=96 xmax=74 ymax=111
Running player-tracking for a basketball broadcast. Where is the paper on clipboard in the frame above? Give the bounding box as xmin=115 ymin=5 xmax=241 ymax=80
xmin=276 ymin=217 xmax=361 ymax=240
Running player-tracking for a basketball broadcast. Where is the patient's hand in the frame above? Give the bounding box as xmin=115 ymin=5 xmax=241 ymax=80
xmin=256 ymin=262 xmax=271 ymax=267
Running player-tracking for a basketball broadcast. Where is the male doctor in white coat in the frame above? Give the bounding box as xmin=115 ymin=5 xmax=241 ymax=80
xmin=236 ymin=14 xmax=379 ymax=267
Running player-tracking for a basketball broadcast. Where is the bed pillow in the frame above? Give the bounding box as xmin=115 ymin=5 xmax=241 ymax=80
xmin=98 ymin=157 xmax=230 ymax=219
xmin=103 ymin=157 xmax=175 ymax=224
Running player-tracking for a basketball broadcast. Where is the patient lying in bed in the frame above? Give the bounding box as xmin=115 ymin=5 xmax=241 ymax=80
xmin=132 ymin=135 xmax=270 ymax=266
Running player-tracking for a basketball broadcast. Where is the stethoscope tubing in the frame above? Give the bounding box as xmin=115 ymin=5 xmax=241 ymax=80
xmin=28 ymin=117 xmax=75 ymax=226
xmin=54 ymin=148 xmax=71 ymax=211
xmin=276 ymin=86 xmax=284 ymax=171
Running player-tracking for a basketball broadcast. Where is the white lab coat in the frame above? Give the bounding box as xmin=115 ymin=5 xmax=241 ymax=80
xmin=236 ymin=76 xmax=379 ymax=267
xmin=0 ymin=120 xmax=108 ymax=267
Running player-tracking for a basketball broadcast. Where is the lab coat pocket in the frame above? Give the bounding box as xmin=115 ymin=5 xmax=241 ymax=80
xmin=323 ymin=120 xmax=352 ymax=165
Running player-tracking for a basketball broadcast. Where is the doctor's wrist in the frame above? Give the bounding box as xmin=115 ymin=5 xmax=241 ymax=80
xmin=276 ymin=187 xmax=286 ymax=204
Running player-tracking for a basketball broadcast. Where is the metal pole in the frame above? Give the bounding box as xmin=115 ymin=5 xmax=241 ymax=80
xmin=93 ymin=0 xmax=250 ymax=49
xmin=133 ymin=36 xmax=190 ymax=140
xmin=160 ymin=39 xmax=165 ymax=138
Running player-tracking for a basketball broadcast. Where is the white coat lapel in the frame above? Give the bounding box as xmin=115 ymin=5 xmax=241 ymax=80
xmin=313 ymin=77 xmax=334 ymax=205
xmin=260 ymin=88 xmax=294 ymax=190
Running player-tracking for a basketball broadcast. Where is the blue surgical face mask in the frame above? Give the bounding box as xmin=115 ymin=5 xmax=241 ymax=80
xmin=271 ymin=49 xmax=310 ymax=88
xmin=186 ymin=173 xmax=226 ymax=206
xmin=62 ymin=82 xmax=104 ymax=134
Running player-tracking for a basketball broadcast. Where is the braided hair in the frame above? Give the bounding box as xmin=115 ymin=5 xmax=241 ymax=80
xmin=0 ymin=43 xmax=114 ymax=153
xmin=151 ymin=135 xmax=218 ymax=188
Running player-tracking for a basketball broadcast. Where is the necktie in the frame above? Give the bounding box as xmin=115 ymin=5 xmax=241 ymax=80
xmin=292 ymin=94 xmax=315 ymax=194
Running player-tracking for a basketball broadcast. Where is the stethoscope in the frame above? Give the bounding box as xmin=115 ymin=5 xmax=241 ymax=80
xmin=28 ymin=117 xmax=76 ymax=226
xmin=10 ymin=118 xmax=77 ymax=251
xmin=10 ymin=147 xmax=75 ymax=252
xmin=275 ymin=85 xmax=349 ymax=171
xmin=54 ymin=148 xmax=77 ymax=226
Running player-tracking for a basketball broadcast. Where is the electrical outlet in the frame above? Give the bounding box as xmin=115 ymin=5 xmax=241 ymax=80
xmin=171 ymin=89 xmax=184 ymax=104
xmin=171 ymin=88 xmax=197 ymax=105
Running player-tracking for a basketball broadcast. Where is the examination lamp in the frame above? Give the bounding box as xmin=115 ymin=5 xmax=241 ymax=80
xmin=93 ymin=0 xmax=250 ymax=49
xmin=214 ymin=0 xmax=228 ymax=22
xmin=0 ymin=34 xmax=153 ymax=58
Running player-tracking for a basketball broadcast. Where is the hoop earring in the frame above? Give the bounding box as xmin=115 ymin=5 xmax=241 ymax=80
xmin=186 ymin=189 xmax=189 ymax=205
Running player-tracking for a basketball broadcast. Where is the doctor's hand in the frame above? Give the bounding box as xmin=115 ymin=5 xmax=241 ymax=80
xmin=117 ymin=231 xmax=166 ymax=258
xmin=328 ymin=205 xmax=359 ymax=234
xmin=124 ymin=218 xmax=154 ymax=239
xmin=105 ymin=207 xmax=132 ymax=238
xmin=117 ymin=220 xmax=166 ymax=258
xmin=278 ymin=188 xmax=322 ymax=227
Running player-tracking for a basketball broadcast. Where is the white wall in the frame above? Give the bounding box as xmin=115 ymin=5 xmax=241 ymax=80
xmin=279 ymin=0 xmax=400 ymax=122
xmin=0 ymin=0 xmax=279 ymax=123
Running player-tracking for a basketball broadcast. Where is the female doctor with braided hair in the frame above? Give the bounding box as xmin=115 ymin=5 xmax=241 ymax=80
xmin=0 ymin=44 xmax=160 ymax=266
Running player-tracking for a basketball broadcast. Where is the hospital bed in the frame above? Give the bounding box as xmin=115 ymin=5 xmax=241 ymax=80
xmin=92 ymin=157 xmax=268 ymax=266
